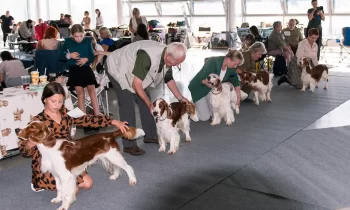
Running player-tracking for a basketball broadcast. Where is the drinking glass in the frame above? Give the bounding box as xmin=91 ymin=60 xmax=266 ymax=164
xmin=21 ymin=75 xmax=30 ymax=90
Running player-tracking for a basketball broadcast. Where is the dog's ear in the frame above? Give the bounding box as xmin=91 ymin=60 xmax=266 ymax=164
xmin=186 ymin=102 xmax=196 ymax=115
xmin=214 ymin=78 xmax=223 ymax=92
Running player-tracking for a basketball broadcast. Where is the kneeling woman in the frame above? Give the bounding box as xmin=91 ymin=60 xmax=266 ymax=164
xmin=278 ymin=28 xmax=319 ymax=88
xmin=188 ymin=50 xmax=247 ymax=121
xmin=18 ymin=82 xmax=128 ymax=193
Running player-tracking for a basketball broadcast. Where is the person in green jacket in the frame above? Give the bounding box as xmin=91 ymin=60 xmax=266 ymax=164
xmin=188 ymin=50 xmax=248 ymax=121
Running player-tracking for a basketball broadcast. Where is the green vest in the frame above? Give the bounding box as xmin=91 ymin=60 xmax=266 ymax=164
xmin=188 ymin=56 xmax=240 ymax=103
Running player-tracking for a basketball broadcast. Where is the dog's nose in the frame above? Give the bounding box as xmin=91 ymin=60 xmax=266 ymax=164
xmin=15 ymin=128 xmax=21 ymax=135
xmin=152 ymin=111 xmax=158 ymax=116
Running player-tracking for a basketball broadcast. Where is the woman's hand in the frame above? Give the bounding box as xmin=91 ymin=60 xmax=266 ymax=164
xmin=112 ymin=120 xmax=129 ymax=133
xmin=148 ymin=103 xmax=155 ymax=114
xmin=202 ymin=79 xmax=212 ymax=88
xmin=76 ymin=58 xmax=88 ymax=66
xmin=179 ymin=97 xmax=189 ymax=104
xmin=70 ymin=52 xmax=80 ymax=59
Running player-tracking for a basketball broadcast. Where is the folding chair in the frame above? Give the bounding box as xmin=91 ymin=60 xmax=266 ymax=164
xmin=339 ymin=27 xmax=350 ymax=63
xmin=70 ymin=71 xmax=112 ymax=116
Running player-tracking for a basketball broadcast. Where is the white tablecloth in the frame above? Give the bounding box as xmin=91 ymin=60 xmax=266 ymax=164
xmin=0 ymin=86 xmax=73 ymax=159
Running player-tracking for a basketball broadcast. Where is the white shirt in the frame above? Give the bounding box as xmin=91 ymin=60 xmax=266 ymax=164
xmin=96 ymin=16 xmax=104 ymax=27
xmin=219 ymin=67 xmax=227 ymax=81
xmin=296 ymin=39 xmax=319 ymax=65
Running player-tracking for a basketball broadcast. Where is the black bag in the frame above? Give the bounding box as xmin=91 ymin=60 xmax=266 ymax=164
xmin=273 ymin=55 xmax=287 ymax=76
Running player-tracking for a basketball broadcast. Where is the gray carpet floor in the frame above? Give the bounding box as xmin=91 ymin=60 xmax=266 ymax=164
xmin=1 ymin=74 xmax=350 ymax=210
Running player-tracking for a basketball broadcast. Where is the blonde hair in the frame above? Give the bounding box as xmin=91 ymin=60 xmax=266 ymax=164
xmin=99 ymin=27 xmax=112 ymax=38
xmin=225 ymin=49 xmax=244 ymax=65
xmin=133 ymin=8 xmax=140 ymax=16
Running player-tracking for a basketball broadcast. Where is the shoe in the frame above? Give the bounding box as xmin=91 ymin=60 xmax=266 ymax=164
xmin=123 ymin=146 xmax=145 ymax=156
xmin=31 ymin=183 xmax=45 ymax=192
xmin=277 ymin=75 xmax=288 ymax=85
xmin=143 ymin=137 xmax=158 ymax=144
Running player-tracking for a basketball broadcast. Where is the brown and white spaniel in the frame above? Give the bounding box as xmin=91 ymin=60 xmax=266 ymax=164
xmin=152 ymin=99 xmax=198 ymax=154
xmin=239 ymin=70 xmax=273 ymax=106
xmin=300 ymin=58 xmax=329 ymax=92
xmin=16 ymin=121 xmax=144 ymax=210
xmin=207 ymin=74 xmax=247 ymax=125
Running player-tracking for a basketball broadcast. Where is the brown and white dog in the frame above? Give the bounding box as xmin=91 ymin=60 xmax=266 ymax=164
xmin=16 ymin=121 xmax=144 ymax=210
xmin=300 ymin=58 xmax=329 ymax=92
xmin=152 ymin=99 xmax=199 ymax=154
xmin=239 ymin=70 xmax=273 ymax=106
xmin=207 ymin=74 xmax=247 ymax=126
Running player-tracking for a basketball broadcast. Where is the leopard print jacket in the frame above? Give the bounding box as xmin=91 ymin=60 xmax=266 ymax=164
xmin=18 ymin=107 xmax=112 ymax=191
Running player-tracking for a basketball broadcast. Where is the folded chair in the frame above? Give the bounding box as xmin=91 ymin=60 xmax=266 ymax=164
xmin=69 ymin=71 xmax=111 ymax=116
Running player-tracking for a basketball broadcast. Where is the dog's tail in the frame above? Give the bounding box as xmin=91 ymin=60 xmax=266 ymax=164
xmin=112 ymin=127 xmax=145 ymax=140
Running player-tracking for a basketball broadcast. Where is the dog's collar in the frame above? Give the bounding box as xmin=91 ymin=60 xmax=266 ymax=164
xmin=156 ymin=116 xmax=167 ymax=122
xmin=211 ymin=89 xmax=222 ymax=95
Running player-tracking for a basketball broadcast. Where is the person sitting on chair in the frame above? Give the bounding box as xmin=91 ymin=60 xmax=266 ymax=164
xmin=267 ymin=21 xmax=293 ymax=65
xmin=132 ymin=23 xmax=149 ymax=43
xmin=0 ymin=51 xmax=29 ymax=87
xmin=249 ymin=25 xmax=263 ymax=42
xmin=240 ymin=34 xmax=255 ymax=51
xmin=282 ymin=19 xmax=303 ymax=55
xmin=18 ymin=19 xmax=35 ymax=41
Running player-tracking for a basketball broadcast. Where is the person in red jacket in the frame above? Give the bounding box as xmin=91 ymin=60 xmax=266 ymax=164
xmin=34 ymin=18 xmax=48 ymax=40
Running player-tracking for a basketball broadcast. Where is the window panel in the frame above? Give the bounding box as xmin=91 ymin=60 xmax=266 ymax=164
xmin=193 ymin=2 xmax=225 ymax=15
xmin=287 ymin=0 xmax=328 ymax=14
xmin=333 ymin=0 xmax=350 ymax=13
xmin=245 ymin=0 xmax=283 ymax=14
xmin=244 ymin=16 xmax=284 ymax=28
xmin=70 ymin=0 xmax=92 ymax=26
xmin=192 ymin=17 xmax=226 ymax=33
xmin=0 ymin=0 xmax=28 ymax=22
xmin=48 ymin=0 xmax=69 ymax=21
xmin=162 ymin=2 xmax=189 ymax=15
xmin=28 ymin=0 xmax=37 ymax=21
xmin=38 ymin=0 xmax=48 ymax=20
xmin=330 ymin=16 xmax=348 ymax=37
xmin=130 ymin=3 xmax=158 ymax=16
xmin=95 ymin=0 xmax=118 ymax=27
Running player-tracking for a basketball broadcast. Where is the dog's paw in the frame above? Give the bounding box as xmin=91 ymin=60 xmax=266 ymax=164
xmin=211 ymin=121 xmax=219 ymax=126
xmin=226 ymin=121 xmax=233 ymax=126
xmin=57 ymin=205 xmax=69 ymax=210
xmin=167 ymin=149 xmax=176 ymax=155
xmin=109 ymin=174 xmax=119 ymax=180
xmin=309 ymin=89 xmax=314 ymax=92
xmin=51 ymin=197 xmax=62 ymax=204
xmin=158 ymin=146 xmax=166 ymax=152
xmin=235 ymin=107 xmax=240 ymax=115
xmin=129 ymin=178 xmax=137 ymax=186
xmin=267 ymin=98 xmax=272 ymax=102
xmin=300 ymin=89 xmax=305 ymax=92
xmin=186 ymin=137 xmax=191 ymax=142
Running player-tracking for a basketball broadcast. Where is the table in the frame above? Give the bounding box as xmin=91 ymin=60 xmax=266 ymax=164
xmin=0 ymin=85 xmax=73 ymax=159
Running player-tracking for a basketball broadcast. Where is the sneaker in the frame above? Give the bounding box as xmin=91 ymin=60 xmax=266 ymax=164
xmin=31 ymin=183 xmax=45 ymax=192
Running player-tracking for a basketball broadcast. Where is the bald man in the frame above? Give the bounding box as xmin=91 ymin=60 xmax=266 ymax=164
xmin=282 ymin=19 xmax=303 ymax=54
